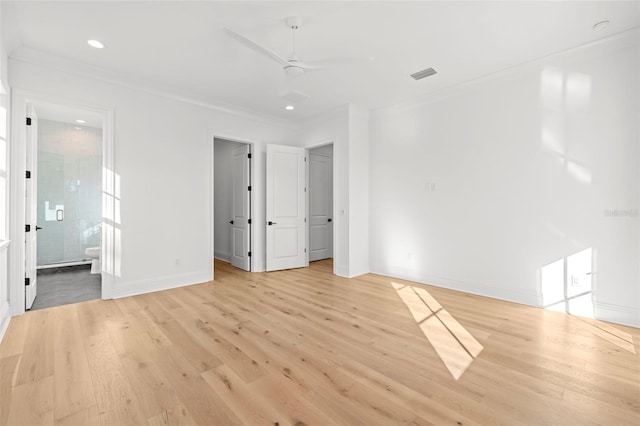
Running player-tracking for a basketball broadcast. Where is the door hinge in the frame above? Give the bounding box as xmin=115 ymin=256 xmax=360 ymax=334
xmin=25 ymin=278 xmax=30 ymax=286
xmin=25 ymin=170 xmax=31 ymax=179
xmin=248 ymin=219 xmax=251 ymax=224
xmin=248 ymin=251 xmax=252 ymax=257
xmin=25 ymin=224 xmax=31 ymax=232
xmin=304 ymin=157 xmax=307 ymax=162
xmin=248 ymin=153 xmax=252 ymax=159
xmin=248 ymin=186 xmax=252 ymax=191
xmin=26 ymin=117 xmax=32 ymax=126
xmin=304 ymin=248 xmax=307 ymax=253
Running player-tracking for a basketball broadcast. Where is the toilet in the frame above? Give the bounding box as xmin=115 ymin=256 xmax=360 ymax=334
xmin=85 ymin=246 xmax=101 ymax=274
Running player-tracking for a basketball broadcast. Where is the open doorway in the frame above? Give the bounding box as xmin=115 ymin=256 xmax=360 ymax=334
xmin=214 ymin=138 xmax=252 ymax=272
xmin=308 ymin=143 xmax=333 ymax=263
xmin=26 ymin=100 xmax=103 ymax=310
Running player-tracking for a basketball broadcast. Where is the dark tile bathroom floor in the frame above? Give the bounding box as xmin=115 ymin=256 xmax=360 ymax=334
xmin=31 ymin=264 xmax=101 ymax=310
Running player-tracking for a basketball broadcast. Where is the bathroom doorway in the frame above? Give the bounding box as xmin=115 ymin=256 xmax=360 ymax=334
xmin=28 ymin=100 xmax=103 ymax=310
xmin=213 ymin=137 xmax=253 ymax=272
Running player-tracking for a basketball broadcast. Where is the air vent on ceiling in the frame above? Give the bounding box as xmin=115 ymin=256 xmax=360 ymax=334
xmin=410 ymin=67 xmax=437 ymax=80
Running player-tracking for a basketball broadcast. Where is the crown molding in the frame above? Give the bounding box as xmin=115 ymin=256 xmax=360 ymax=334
xmin=9 ymin=46 xmax=294 ymax=129
xmin=373 ymin=27 xmax=640 ymax=117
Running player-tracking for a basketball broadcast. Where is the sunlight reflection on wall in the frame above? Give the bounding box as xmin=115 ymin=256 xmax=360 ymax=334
xmin=541 ymin=247 xmax=593 ymax=316
xmin=102 ymin=167 xmax=121 ymax=278
xmin=540 ymin=67 xmax=593 ymax=185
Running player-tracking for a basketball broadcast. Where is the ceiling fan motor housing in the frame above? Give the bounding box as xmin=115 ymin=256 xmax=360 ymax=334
xmin=285 ymin=65 xmax=304 ymax=77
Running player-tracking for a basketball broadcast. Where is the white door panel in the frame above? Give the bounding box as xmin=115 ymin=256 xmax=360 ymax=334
xmin=25 ymin=104 xmax=38 ymax=309
xmin=230 ymin=144 xmax=251 ymax=271
xmin=309 ymin=152 xmax=332 ymax=261
xmin=266 ymin=144 xmax=306 ymax=271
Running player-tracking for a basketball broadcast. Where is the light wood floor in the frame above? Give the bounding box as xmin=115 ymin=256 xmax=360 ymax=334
xmin=1 ymin=259 xmax=639 ymax=425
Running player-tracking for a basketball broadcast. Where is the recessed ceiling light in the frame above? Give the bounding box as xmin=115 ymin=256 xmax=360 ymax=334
xmin=593 ymin=20 xmax=610 ymax=31
xmin=75 ymin=119 xmax=86 ymax=124
xmin=285 ymin=105 xmax=295 ymax=110
xmin=87 ymin=39 xmax=104 ymax=49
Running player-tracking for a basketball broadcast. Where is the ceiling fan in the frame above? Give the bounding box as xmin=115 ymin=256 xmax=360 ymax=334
xmin=225 ymin=16 xmax=368 ymax=80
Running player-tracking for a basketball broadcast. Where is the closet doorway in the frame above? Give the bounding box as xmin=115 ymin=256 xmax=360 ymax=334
xmin=213 ymin=138 xmax=252 ymax=272
xmin=308 ymin=143 xmax=333 ymax=262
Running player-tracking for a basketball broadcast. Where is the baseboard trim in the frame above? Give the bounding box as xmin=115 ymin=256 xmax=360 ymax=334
xmin=370 ymin=267 xmax=540 ymax=307
xmin=110 ymin=270 xmax=212 ymax=299
xmin=214 ymin=252 xmax=231 ymax=263
xmin=593 ymin=301 xmax=640 ymax=328
xmin=335 ymin=264 xmax=350 ymax=278
xmin=346 ymin=264 xmax=370 ymax=279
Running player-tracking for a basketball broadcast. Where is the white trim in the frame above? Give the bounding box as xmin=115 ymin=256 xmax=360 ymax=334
xmin=210 ymin=132 xmax=256 ymax=276
xmin=593 ymin=301 xmax=640 ymax=328
xmin=10 ymin=47 xmax=292 ymax=129
xmin=346 ymin=264 xmax=370 ymax=279
xmin=110 ymin=270 xmax=211 ymax=299
xmin=301 ymin=138 xmax=339 ymax=276
xmin=0 ymin=240 xmax=9 ymax=250
xmin=372 ymin=27 xmax=640 ymax=117
xmin=8 ymin=90 xmax=27 ymax=315
xmin=214 ymin=253 xmax=231 ymax=263
xmin=9 ymin=90 xmax=115 ymax=315
xmin=370 ymin=267 xmax=540 ymax=307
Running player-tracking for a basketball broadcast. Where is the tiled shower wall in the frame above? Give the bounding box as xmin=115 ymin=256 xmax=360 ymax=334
xmin=37 ymin=119 xmax=102 ymax=266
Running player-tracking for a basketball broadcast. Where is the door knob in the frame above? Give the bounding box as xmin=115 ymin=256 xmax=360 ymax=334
xmin=268 ymin=221 xmax=277 ymax=226
xmin=327 ymin=218 xmax=332 ymax=222
xmin=229 ymin=220 xmax=234 ymax=224
xmin=35 ymin=226 xmax=43 ymax=231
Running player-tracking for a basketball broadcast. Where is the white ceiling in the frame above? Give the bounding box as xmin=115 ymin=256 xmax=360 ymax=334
xmin=6 ymin=1 xmax=640 ymax=122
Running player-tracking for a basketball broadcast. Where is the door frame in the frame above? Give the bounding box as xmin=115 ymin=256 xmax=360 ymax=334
xmin=305 ymin=141 xmax=335 ymax=269
xmin=307 ymin=143 xmax=334 ymax=263
xmin=9 ymin=90 xmax=114 ymax=315
xmin=211 ymin=134 xmax=254 ymax=277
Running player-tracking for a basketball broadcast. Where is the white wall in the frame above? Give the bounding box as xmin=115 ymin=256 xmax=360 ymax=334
xmin=370 ymin=31 xmax=640 ymax=327
xmin=8 ymin=49 xmax=293 ymax=303
xmin=214 ymin=138 xmax=245 ymax=262
xmin=348 ymin=105 xmax=370 ymax=277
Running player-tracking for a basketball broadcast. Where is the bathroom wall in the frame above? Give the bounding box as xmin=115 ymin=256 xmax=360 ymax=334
xmin=37 ymin=119 xmax=102 ymax=265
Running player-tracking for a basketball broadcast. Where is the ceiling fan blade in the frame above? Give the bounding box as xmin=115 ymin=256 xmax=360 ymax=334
xmin=224 ymin=28 xmax=290 ymax=68
xmin=297 ymin=57 xmax=375 ymax=71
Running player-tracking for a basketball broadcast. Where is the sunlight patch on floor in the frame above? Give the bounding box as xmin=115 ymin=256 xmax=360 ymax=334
xmin=575 ymin=316 xmax=636 ymax=354
xmin=392 ymin=283 xmax=483 ymax=380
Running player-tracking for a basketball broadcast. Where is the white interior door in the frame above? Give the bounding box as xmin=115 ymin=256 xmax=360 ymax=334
xmin=266 ymin=144 xmax=306 ymax=271
xmin=230 ymin=144 xmax=251 ymax=271
xmin=309 ymin=151 xmax=333 ymax=261
xmin=25 ymin=104 xmax=38 ymax=309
